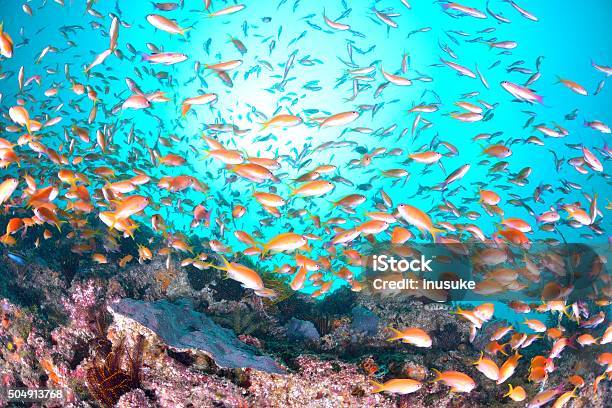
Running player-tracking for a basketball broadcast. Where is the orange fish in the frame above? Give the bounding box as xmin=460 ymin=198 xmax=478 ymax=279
xmin=431 ymin=369 xmax=476 ymax=393
xmin=370 ymin=378 xmax=421 ymax=394
xmin=472 ymin=352 xmax=499 ymax=381
xmin=504 ymin=384 xmax=526 ymax=401
xmin=386 ymin=327 xmax=432 ymax=348
xmin=397 ymin=204 xmax=444 ymax=241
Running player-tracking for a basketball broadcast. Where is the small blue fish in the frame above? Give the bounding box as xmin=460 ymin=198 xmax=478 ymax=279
xmin=7 ymin=252 xmax=26 ymax=265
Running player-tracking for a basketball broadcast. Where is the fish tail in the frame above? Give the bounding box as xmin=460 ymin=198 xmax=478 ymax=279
xmin=219 ymin=254 xmax=230 ymax=268
xmin=594 ymin=373 xmax=605 ymax=393
xmin=534 ymin=94 xmax=544 ymax=104
xmin=369 ymin=380 xmax=384 ymax=393
xmin=259 ymin=246 xmax=269 ymax=260
xmin=125 ymin=224 xmax=139 ymax=239
xmin=181 ymin=104 xmax=190 ymax=117
xmin=567 ymin=334 xmax=578 ymax=349
xmin=472 ymin=351 xmax=484 ymax=365
xmin=503 ymin=384 xmax=514 ymax=397
xmin=431 ymin=368 xmax=442 ymax=382
xmin=55 ymin=220 xmax=65 ymax=233
xmin=478 ymin=143 xmax=487 ymax=155
xmin=108 ymin=212 xmax=118 ymax=230
xmin=451 ymin=306 xmax=463 ymax=315
xmin=430 ymin=227 xmax=445 ymax=242
xmin=386 ymin=326 xmax=403 ymax=341
xmin=259 ymin=120 xmax=269 ymax=130
xmin=207 ymin=263 xmax=227 ymax=272
xmin=499 ymin=342 xmax=509 ymax=356
xmin=553 ymin=383 xmax=566 ymax=394
xmin=561 ymin=304 xmax=573 ymax=320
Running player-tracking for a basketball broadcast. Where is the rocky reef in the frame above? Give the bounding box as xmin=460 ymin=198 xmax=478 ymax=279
xmin=0 ymin=249 xmax=609 ymax=407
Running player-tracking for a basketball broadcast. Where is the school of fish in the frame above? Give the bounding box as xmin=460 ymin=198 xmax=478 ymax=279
xmin=0 ymin=0 xmax=610 ymax=405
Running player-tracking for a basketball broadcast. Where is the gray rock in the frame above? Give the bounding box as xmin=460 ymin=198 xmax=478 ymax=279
xmin=472 ymin=319 xmax=510 ymax=352
xmin=285 ymin=318 xmax=320 ymax=341
xmin=350 ymin=306 xmax=379 ymax=335
xmin=109 ymin=298 xmax=285 ymax=374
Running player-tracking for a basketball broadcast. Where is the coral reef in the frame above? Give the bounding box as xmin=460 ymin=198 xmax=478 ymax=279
xmin=0 ymin=252 xmax=610 ymax=407
xmin=247 ymin=356 xmax=394 ymax=407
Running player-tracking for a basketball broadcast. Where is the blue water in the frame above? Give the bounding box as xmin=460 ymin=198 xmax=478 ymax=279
xmin=0 ymin=0 xmax=610 ymax=310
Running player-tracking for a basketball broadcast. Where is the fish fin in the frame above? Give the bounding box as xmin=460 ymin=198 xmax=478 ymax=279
xmin=472 ymin=351 xmax=484 ymax=365
xmin=107 ymin=212 xmax=118 ymax=229
xmin=503 ymin=384 xmax=514 ymax=397
xmin=369 ymin=380 xmax=384 ymax=393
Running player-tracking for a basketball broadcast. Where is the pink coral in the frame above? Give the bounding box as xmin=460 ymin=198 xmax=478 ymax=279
xmin=61 ymin=280 xmax=102 ymax=332
xmin=140 ymin=352 xmax=248 ymax=407
xmin=247 ymin=355 xmax=395 ymax=407
xmin=117 ymin=389 xmax=151 ymax=408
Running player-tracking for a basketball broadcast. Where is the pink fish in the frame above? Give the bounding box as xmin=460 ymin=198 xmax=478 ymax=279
xmin=501 ymin=81 xmax=543 ymax=104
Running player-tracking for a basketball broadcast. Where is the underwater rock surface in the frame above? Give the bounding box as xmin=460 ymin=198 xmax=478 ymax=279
xmin=109 ymin=298 xmax=286 ymax=374
xmin=285 ymin=317 xmax=321 ymax=342
xmin=350 ymin=306 xmax=380 ymax=336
